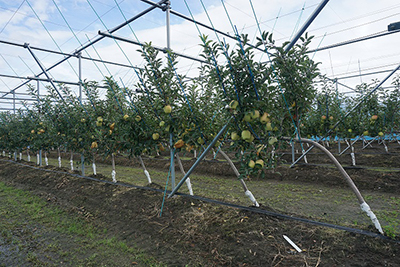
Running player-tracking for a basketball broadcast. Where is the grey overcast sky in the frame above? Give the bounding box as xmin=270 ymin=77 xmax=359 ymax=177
xmin=0 ymin=0 xmax=399 ymax=109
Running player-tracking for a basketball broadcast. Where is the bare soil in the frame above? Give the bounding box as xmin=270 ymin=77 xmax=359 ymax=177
xmin=0 ymin=156 xmax=399 ymax=266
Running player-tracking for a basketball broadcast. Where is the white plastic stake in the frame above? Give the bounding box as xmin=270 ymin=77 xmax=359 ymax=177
xmin=144 ymin=170 xmax=152 ymax=184
xmin=283 ymin=235 xmax=302 ymax=253
xmin=92 ymin=163 xmax=97 ymax=175
xmin=244 ymin=190 xmax=260 ymax=207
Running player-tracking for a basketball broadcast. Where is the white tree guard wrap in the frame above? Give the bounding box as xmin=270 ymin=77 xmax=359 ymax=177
xmin=27 ymin=154 xmax=30 ymax=162
xmin=45 ymin=156 xmax=48 ymax=166
xmin=185 ymin=177 xmax=194 ymax=196
xmin=111 ymin=170 xmax=117 ymax=183
xmin=58 ymin=157 xmax=62 ymax=168
xmin=92 ymin=163 xmax=97 ymax=175
xmin=36 ymin=154 xmax=40 ymax=165
xmin=351 ymin=147 xmax=356 ymax=166
xmin=70 ymin=159 xmax=74 ymax=171
xmin=360 ymin=202 xmax=384 ymax=234
xmin=302 ymin=150 xmax=308 ymax=164
xmin=19 ymin=153 xmax=22 ymax=160
xmin=244 ymin=190 xmax=260 ymax=207
xmin=144 ymin=170 xmax=151 ymax=184
xmin=2 ymin=151 xmax=5 ymax=157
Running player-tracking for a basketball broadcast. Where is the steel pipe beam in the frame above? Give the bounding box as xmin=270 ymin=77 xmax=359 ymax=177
xmin=98 ymin=31 xmax=208 ymax=64
xmin=2 ymin=0 xmax=166 ymax=98
xmin=285 ymin=0 xmax=329 ymax=53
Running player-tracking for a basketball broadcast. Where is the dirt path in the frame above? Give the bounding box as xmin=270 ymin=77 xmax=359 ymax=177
xmin=0 ymin=159 xmax=399 ymax=266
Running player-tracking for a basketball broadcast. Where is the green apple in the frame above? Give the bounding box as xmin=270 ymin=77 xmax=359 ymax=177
xmin=265 ymin=122 xmax=273 ymax=131
xmin=241 ymin=130 xmax=252 ymax=141
xmin=197 ymin=137 xmax=205 ymax=145
xmin=378 ymin=131 xmax=384 ymax=137
xmin=268 ymin=136 xmax=278 ymax=145
xmin=248 ymin=160 xmax=255 ymax=168
xmin=363 ymin=130 xmax=369 ymax=136
xmin=135 ymin=115 xmax=141 ymax=122
xmin=152 ymin=133 xmax=160 ymax=140
xmin=229 ymin=100 xmax=239 ymax=109
xmin=255 ymin=159 xmax=264 ymax=168
xmin=123 ymin=114 xmax=129 ymax=121
xmin=250 ymin=110 xmax=260 ymax=120
xmin=231 ymin=132 xmax=240 ymax=141
xmin=260 ymin=112 xmax=270 ymax=124
xmin=244 ymin=113 xmax=252 ymax=122
xmin=348 ymin=129 xmax=352 ymax=133
xmin=164 ymin=105 xmax=172 ymax=114
xmin=159 ymin=121 xmax=165 ymax=127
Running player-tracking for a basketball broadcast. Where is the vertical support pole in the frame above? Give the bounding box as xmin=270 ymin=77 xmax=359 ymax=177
xmin=39 ymin=149 xmax=43 ymax=166
xmin=37 ymin=79 xmax=40 ymax=97
xmin=13 ymin=90 xmax=16 ymax=114
xmin=78 ymin=52 xmax=82 ymax=102
xmin=165 ymin=0 xmax=171 ymax=50
xmin=81 ymin=153 xmax=85 ymax=176
xmin=291 ymin=140 xmax=295 ymax=163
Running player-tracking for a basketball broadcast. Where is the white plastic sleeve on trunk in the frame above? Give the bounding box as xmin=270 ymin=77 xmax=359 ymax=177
xmin=351 ymin=152 xmax=356 ymax=166
xmin=360 ymin=202 xmax=383 ymax=234
xmin=70 ymin=159 xmax=74 ymax=171
xmin=37 ymin=154 xmax=39 ymax=165
xmin=45 ymin=156 xmax=48 ymax=166
xmin=58 ymin=157 xmax=62 ymax=168
xmin=111 ymin=170 xmax=117 ymax=183
xmin=19 ymin=153 xmax=22 ymax=160
xmin=28 ymin=155 xmax=30 ymax=162
xmin=144 ymin=170 xmax=151 ymax=184
xmin=302 ymin=150 xmax=308 ymax=164
xmin=185 ymin=178 xmax=194 ymax=196
xmin=244 ymin=190 xmax=260 ymax=207
xmin=2 ymin=151 xmax=5 ymax=157
xmin=92 ymin=163 xmax=97 ymax=175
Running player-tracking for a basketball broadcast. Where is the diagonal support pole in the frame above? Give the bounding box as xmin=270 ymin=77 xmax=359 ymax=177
xmin=24 ymin=43 xmax=66 ymax=103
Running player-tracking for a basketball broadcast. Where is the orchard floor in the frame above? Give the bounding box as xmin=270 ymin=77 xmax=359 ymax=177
xmin=1 ymin=146 xmax=400 ymax=266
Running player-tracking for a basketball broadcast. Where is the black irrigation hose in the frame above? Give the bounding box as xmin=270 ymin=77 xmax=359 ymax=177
xmin=1 ymin=159 xmax=399 ymax=243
